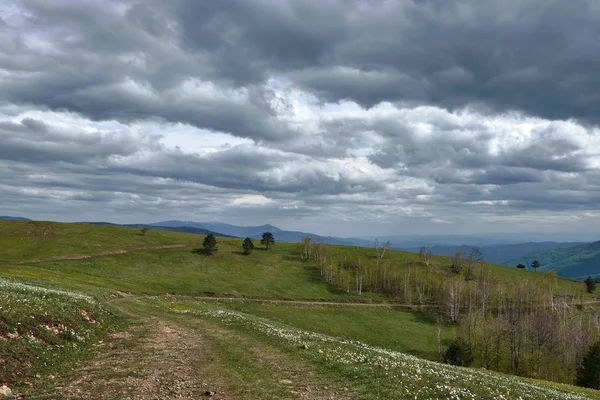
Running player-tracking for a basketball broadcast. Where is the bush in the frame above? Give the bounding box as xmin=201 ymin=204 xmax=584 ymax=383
xmin=444 ymin=337 xmax=473 ymax=367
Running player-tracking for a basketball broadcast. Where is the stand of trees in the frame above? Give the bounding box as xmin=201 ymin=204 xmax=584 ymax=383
xmin=299 ymin=237 xmax=600 ymax=385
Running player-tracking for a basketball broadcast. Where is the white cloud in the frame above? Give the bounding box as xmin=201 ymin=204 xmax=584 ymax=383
xmin=232 ymin=194 xmax=274 ymax=206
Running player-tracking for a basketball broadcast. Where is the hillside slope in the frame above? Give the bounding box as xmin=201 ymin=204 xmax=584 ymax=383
xmin=409 ymin=241 xmax=585 ymax=264
xmin=507 ymin=241 xmax=600 ymax=278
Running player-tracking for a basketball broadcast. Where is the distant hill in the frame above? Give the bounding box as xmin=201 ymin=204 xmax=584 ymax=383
xmin=83 ymin=222 xmax=237 ymax=238
xmin=506 ymin=241 xmax=600 ymax=278
xmin=362 ymin=234 xmax=535 ymax=248
xmin=407 ymin=242 xmax=585 ymax=265
xmin=150 ymin=220 xmax=373 ymax=246
xmin=0 ymin=216 xmax=31 ymax=221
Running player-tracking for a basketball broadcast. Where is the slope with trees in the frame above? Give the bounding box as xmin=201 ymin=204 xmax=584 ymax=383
xmin=506 ymin=241 xmax=600 ymax=278
xmin=299 ymin=237 xmax=600 ymax=384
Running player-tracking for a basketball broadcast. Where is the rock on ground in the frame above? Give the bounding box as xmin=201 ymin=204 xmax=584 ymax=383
xmin=0 ymin=385 xmax=13 ymax=399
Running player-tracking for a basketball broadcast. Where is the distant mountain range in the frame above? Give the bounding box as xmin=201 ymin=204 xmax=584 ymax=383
xmin=506 ymin=241 xmax=600 ymax=279
xmin=408 ymin=242 xmax=585 ymax=265
xmin=0 ymin=216 xmax=31 ymax=221
xmin=150 ymin=220 xmax=373 ymax=246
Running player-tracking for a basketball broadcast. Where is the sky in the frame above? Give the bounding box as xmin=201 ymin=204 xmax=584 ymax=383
xmin=1 ymin=0 xmax=600 ymax=239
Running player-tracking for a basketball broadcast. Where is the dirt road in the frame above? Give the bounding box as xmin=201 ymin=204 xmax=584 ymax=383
xmin=29 ymin=298 xmax=356 ymax=400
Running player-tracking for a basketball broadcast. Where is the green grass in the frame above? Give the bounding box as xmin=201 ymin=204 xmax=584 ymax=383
xmin=0 ymin=277 xmax=125 ymax=387
xmin=0 ymin=220 xmax=199 ymax=262
xmin=2 ymin=242 xmax=385 ymax=300
xmin=193 ymin=300 xmax=454 ymax=360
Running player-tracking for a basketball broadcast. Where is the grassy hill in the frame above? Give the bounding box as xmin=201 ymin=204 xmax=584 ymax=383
xmin=507 ymin=241 xmax=600 ymax=278
xmin=1 ymin=220 xmax=598 ymax=399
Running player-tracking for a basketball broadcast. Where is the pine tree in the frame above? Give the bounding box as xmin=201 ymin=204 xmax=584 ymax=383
xmin=261 ymin=232 xmax=275 ymax=250
xmin=202 ymin=234 xmax=218 ymax=255
xmin=242 ymin=237 xmax=255 ymax=255
xmin=576 ymin=341 xmax=600 ymax=389
xmin=443 ymin=337 xmax=473 ymax=367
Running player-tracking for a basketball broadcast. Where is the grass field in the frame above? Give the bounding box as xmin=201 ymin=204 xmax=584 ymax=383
xmin=1 ymin=220 xmax=598 ymax=399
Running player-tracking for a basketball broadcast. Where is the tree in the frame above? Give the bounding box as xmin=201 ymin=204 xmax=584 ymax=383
xmin=419 ymin=247 xmax=431 ymax=268
xmin=261 ymin=232 xmax=275 ymax=250
xmin=576 ymin=341 xmax=600 ymax=389
xmin=585 ymin=276 xmax=597 ymax=294
xmin=516 ymin=263 xmax=526 ymax=269
xmin=531 ymin=259 xmax=541 ymax=272
xmin=374 ymin=239 xmax=391 ymax=263
xmin=202 ymin=234 xmax=218 ymax=255
xmin=242 ymin=237 xmax=254 ymax=255
xmin=444 ymin=337 xmax=473 ymax=366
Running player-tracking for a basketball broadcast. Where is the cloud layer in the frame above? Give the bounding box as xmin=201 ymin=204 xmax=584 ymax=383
xmin=1 ymin=0 xmax=600 ymax=238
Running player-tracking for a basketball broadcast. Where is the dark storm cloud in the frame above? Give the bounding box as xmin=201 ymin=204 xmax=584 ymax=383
xmin=0 ymin=118 xmax=144 ymax=164
xmin=3 ymin=0 xmax=600 ymax=132
xmin=109 ymin=148 xmax=387 ymax=195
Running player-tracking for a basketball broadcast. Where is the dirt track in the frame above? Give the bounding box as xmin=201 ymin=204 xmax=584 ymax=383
xmin=12 ymin=244 xmax=189 ymax=264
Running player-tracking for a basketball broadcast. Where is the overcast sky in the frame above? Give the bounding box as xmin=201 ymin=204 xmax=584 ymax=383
xmin=1 ymin=0 xmax=600 ymax=239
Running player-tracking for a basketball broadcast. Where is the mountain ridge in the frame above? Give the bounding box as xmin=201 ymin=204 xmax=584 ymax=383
xmin=150 ymin=220 xmax=373 ymax=246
